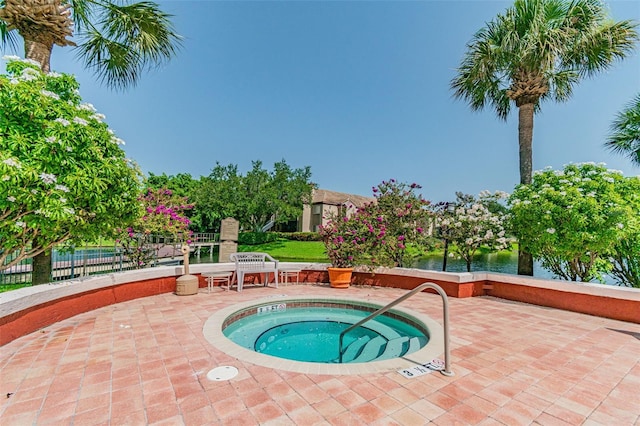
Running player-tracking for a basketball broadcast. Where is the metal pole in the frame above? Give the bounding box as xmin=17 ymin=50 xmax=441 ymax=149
xmin=337 ymin=282 xmax=454 ymax=377
xmin=82 ymin=244 xmax=88 ymax=276
xmin=70 ymin=251 xmax=74 ymax=279
xmin=442 ymin=238 xmax=449 ymax=272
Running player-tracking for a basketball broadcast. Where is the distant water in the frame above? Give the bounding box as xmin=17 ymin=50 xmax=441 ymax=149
xmin=411 ymin=251 xmax=545 ymax=276
xmin=188 ymin=250 xmax=618 ymax=285
xmin=411 ymin=252 xmax=617 ymax=285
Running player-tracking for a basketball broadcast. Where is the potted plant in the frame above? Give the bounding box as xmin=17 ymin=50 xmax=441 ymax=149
xmin=319 ymin=213 xmax=362 ymax=288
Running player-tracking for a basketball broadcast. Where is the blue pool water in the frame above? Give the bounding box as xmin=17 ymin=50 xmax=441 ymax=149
xmin=223 ymin=306 xmax=428 ymax=363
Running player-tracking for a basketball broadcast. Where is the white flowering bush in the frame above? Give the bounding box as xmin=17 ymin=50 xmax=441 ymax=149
xmin=0 ymin=57 xmax=141 ymax=270
xmin=509 ymin=163 xmax=637 ymax=283
xmin=607 ymin=176 xmax=640 ymax=288
xmin=440 ymin=191 xmax=510 ymax=272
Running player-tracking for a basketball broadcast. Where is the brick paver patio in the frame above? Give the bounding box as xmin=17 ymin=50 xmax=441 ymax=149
xmin=1 ymin=283 xmax=639 ymax=425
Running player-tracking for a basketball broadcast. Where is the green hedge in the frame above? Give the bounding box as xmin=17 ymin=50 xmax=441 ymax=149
xmin=238 ymin=232 xmax=281 ymax=245
xmin=280 ymin=232 xmax=321 ymax=242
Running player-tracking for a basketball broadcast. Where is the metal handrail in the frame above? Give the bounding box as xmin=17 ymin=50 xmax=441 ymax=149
xmin=338 ymin=282 xmax=454 ymax=376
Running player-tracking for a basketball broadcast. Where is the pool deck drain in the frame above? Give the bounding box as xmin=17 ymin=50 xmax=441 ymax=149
xmin=206 ymin=366 xmax=238 ymax=381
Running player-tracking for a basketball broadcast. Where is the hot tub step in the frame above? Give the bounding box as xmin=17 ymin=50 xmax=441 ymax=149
xmin=351 ymin=336 xmax=387 ymax=362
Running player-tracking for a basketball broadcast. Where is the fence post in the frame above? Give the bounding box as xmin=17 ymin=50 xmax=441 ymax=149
xmin=82 ymin=245 xmax=88 ymax=276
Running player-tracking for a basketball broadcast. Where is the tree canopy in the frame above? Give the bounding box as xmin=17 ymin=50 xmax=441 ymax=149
xmin=320 ymin=180 xmax=433 ymax=269
xmin=195 ymin=160 xmax=314 ymax=232
xmin=115 ymin=188 xmax=192 ymax=268
xmin=0 ymin=57 xmax=141 ymax=270
xmin=509 ymin=163 xmax=638 ymax=283
xmin=437 ymin=191 xmax=510 ymax=272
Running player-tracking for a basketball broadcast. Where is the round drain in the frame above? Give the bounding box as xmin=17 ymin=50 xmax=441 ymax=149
xmin=207 ymin=366 xmax=238 ymax=381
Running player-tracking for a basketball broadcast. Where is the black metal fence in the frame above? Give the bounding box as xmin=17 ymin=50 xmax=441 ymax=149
xmin=0 ymin=233 xmax=219 ymax=290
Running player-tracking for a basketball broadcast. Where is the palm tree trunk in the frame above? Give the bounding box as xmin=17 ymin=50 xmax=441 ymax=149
xmin=517 ymin=103 xmax=535 ymax=276
xmin=518 ymin=103 xmax=534 ymax=185
xmin=24 ymin=38 xmax=53 ymax=73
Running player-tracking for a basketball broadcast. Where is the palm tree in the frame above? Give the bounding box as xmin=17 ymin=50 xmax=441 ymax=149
xmin=606 ymin=94 xmax=640 ymax=167
xmin=451 ymin=0 xmax=638 ymax=276
xmin=0 ymin=0 xmax=181 ymax=89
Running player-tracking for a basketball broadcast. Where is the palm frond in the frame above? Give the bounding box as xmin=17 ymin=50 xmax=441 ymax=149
xmin=68 ymin=0 xmax=95 ymax=33
xmin=75 ymin=28 xmax=141 ymax=90
xmin=75 ymin=0 xmax=181 ymax=89
xmin=567 ymin=20 xmax=639 ymax=77
xmin=452 ymin=0 xmax=639 ymax=118
xmin=546 ymin=69 xmax=579 ymax=103
xmin=0 ymin=19 xmax=19 ymax=52
xmin=451 ymin=15 xmax=513 ymax=119
xmin=606 ymin=94 xmax=640 ymax=167
xmin=101 ymin=1 xmax=181 ymax=64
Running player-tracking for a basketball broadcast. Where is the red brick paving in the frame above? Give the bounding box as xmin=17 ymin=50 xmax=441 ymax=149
xmin=1 ymin=284 xmax=639 ymax=425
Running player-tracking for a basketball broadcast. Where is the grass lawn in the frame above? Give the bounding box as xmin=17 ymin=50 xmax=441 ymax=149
xmin=238 ymin=240 xmax=518 ymax=262
xmin=238 ymin=240 xmax=329 ymax=262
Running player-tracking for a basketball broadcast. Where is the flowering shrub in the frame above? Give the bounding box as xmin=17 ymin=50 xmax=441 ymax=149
xmin=319 ymin=180 xmax=433 ymax=269
xmin=365 ymin=180 xmax=433 ymax=267
xmin=439 ymin=191 xmax=510 ymax=272
xmin=608 ymin=175 xmax=640 ymax=288
xmin=115 ymin=188 xmax=193 ymax=268
xmin=0 ymin=57 xmax=141 ymax=270
xmin=509 ymin=163 xmax=635 ymax=282
xmin=319 ymin=213 xmax=366 ymax=268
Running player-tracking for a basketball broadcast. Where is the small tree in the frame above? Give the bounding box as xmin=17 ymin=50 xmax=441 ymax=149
xmin=115 ymin=188 xmax=192 ymax=268
xmin=364 ymin=180 xmax=433 ymax=268
xmin=509 ymin=163 xmax=633 ymax=282
xmin=0 ymin=57 xmax=140 ymax=274
xmin=145 ymin=172 xmax=206 ymax=231
xmin=319 ymin=180 xmax=433 ymax=270
xmin=443 ymin=191 xmax=510 ymax=272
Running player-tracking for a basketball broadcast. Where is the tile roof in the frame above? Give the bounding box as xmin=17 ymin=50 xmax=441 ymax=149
xmin=312 ymin=189 xmax=375 ymax=208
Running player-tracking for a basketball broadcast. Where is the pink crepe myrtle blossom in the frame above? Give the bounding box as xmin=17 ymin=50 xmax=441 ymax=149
xmin=321 ymin=179 xmax=434 ymax=269
xmin=116 ymin=187 xmax=193 ymax=269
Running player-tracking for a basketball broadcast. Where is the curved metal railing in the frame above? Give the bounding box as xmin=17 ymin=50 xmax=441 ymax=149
xmin=338 ymin=282 xmax=454 ymax=376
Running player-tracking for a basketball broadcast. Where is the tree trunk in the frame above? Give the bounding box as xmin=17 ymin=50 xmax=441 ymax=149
xmin=24 ymin=38 xmax=53 ymax=73
xmin=24 ymin=36 xmax=54 ymax=283
xmin=32 ymin=251 xmax=52 ymax=285
xmin=517 ymin=103 xmax=535 ymax=276
xmin=518 ymin=103 xmax=534 ymax=185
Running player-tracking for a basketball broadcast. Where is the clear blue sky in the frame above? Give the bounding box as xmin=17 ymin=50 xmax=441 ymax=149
xmin=3 ymin=0 xmax=639 ymax=203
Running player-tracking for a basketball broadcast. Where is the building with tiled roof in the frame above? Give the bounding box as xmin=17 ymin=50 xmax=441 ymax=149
xmin=299 ymin=189 xmax=375 ymax=232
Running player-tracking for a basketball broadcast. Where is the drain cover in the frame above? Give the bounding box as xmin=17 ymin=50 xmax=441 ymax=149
xmin=207 ymin=366 xmax=238 ymax=381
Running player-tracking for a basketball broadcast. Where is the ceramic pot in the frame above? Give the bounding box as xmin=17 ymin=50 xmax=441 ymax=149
xmin=327 ymin=267 xmax=353 ymax=288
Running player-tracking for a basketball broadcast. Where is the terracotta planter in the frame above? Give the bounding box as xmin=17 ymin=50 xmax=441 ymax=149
xmin=327 ymin=267 xmax=353 ymax=288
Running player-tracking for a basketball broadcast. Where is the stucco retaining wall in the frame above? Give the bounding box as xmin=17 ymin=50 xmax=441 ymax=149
xmin=1 ymin=263 xmax=638 ymax=345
